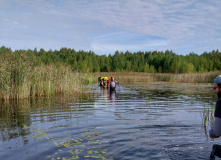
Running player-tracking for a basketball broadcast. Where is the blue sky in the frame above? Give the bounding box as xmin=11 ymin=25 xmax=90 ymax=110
xmin=1 ymin=0 xmax=221 ymax=55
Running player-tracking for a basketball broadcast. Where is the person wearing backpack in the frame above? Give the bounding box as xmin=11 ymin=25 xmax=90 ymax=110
xmin=108 ymin=77 xmax=119 ymax=91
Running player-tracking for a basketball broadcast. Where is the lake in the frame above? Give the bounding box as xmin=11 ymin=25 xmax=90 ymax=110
xmin=0 ymin=82 xmax=220 ymax=160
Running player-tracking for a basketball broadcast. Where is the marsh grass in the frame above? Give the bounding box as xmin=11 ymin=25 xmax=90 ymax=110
xmin=94 ymin=72 xmax=154 ymax=83
xmin=94 ymin=71 xmax=221 ymax=84
xmin=0 ymin=52 xmax=220 ymax=101
xmin=1 ymin=68 xmax=219 ymax=101
xmin=0 ymin=62 xmax=87 ymax=101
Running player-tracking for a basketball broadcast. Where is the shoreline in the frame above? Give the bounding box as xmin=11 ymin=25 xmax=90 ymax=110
xmin=1 ymin=71 xmax=220 ymax=101
xmin=94 ymin=71 xmax=221 ymax=84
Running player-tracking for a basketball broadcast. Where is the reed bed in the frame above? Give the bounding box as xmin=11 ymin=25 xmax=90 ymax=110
xmin=0 ymin=62 xmax=85 ymax=101
xmin=94 ymin=72 xmax=154 ymax=83
xmin=164 ymin=72 xmax=220 ymax=83
xmin=94 ymin=71 xmax=221 ymax=84
xmin=0 ymin=56 xmax=220 ymax=101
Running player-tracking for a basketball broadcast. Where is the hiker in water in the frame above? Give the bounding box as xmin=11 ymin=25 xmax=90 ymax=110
xmin=210 ymin=75 xmax=221 ymax=159
xmin=107 ymin=77 xmax=111 ymax=87
xmin=108 ymin=77 xmax=119 ymax=91
xmin=99 ymin=77 xmax=108 ymax=87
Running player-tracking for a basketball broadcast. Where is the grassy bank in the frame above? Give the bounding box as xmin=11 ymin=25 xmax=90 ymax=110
xmin=94 ymin=71 xmax=221 ymax=84
xmin=1 ymin=64 xmax=219 ymax=101
xmin=1 ymin=47 xmax=221 ymax=100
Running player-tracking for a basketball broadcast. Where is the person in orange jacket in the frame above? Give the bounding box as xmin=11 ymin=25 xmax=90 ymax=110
xmin=107 ymin=77 xmax=111 ymax=87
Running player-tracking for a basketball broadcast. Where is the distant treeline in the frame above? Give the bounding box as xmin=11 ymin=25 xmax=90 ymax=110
xmin=1 ymin=46 xmax=221 ymax=73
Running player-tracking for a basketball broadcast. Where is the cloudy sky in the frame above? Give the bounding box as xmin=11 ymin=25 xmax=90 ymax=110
xmin=1 ymin=0 xmax=221 ymax=55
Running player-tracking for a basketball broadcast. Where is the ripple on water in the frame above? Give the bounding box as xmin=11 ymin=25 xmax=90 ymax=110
xmin=0 ymin=83 xmax=216 ymax=160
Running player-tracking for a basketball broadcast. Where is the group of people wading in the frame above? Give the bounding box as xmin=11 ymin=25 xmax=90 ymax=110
xmin=100 ymin=75 xmax=221 ymax=159
xmin=98 ymin=76 xmax=119 ymax=91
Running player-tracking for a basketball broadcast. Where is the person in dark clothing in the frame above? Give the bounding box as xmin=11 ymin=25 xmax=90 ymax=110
xmin=108 ymin=90 xmax=116 ymax=103
xmin=211 ymin=145 xmax=221 ymax=160
xmin=210 ymin=75 xmax=221 ymax=159
xmin=108 ymin=77 xmax=119 ymax=91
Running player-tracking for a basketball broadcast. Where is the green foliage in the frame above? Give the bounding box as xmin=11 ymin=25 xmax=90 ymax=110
xmin=1 ymin=45 xmax=221 ymax=99
xmin=1 ymin=46 xmax=221 ymax=75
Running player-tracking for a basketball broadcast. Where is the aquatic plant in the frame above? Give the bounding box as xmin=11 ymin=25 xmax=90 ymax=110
xmin=0 ymin=62 xmax=86 ymax=100
xmin=201 ymin=105 xmax=215 ymax=130
xmin=33 ymin=129 xmax=113 ymax=160
xmin=210 ymin=105 xmax=215 ymax=126
xmin=93 ymin=71 xmax=221 ymax=84
xmin=202 ymin=108 xmax=209 ymax=127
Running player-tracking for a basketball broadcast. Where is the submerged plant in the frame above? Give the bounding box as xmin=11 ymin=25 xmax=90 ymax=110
xmin=210 ymin=105 xmax=215 ymax=126
xmin=201 ymin=105 xmax=215 ymax=130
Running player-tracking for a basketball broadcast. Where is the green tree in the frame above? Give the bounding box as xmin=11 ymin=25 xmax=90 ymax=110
xmin=143 ymin=63 xmax=149 ymax=73
xmin=125 ymin=60 xmax=132 ymax=72
xmin=149 ymin=65 xmax=155 ymax=73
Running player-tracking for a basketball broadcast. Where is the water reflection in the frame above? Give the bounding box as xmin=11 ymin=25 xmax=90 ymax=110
xmin=0 ymin=83 xmax=218 ymax=160
xmin=98 ymin=86 xmax=117 ymax=103
xmin=0 ymin=100 xmax=31 ymax=141
xmin=0 ymin=95 xmax=94 ymax=142
xmin=108 ymin=90 xmax=116 ymax=102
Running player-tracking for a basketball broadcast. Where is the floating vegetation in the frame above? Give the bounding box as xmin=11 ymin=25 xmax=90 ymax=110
xmin=32 ymin=128 xmax=113 ymax=160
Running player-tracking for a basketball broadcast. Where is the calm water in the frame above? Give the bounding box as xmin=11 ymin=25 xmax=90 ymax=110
xmin=0 ymin=83 xmax=220 ymax=160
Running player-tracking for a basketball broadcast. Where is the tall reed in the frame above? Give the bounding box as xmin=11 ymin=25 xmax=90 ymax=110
xmin=0 ymin=62 xmax=83 ymax=100
xmin=201 ymin=105 xmax=215 ymax=131
xmin=94 ymin=71 xmax=221 ymax=84
xmin=94 ymin=72 xmax=154 ymax=83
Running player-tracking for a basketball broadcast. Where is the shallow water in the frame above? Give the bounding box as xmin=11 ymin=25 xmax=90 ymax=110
xmin=0 ymin=83 xmax=220 ymax=160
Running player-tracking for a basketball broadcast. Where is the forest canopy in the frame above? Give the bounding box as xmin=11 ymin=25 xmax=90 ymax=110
xmin=1 ymin=46 xmax=220 ymax=73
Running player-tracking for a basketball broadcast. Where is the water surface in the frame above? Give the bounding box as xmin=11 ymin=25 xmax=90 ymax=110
xmin=0 ymin=83 xmax=219 ymax=160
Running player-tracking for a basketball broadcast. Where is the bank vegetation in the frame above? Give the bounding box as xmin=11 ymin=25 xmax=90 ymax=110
xmin=0 ymin=46 xmax=221 ymax=100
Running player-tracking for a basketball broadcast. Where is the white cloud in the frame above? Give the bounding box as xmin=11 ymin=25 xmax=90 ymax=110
xmin=1 ymin=0 xmax=221 ymax=55
xmin=91 ymin=31 xmax=170 ymax=55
